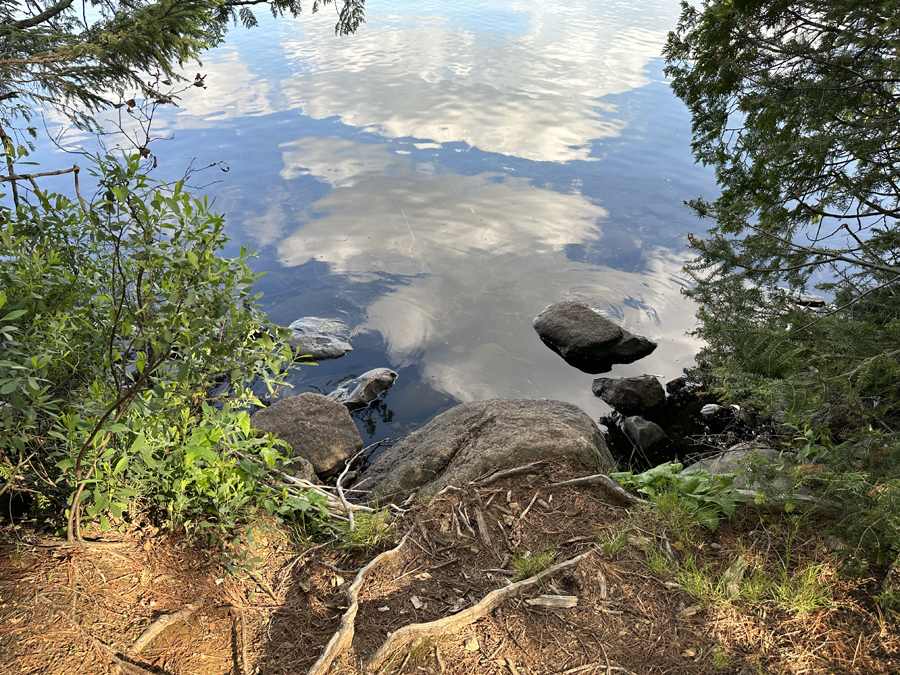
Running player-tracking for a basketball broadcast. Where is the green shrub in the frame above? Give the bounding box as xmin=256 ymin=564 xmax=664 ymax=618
xmin=0 ymin=154 xmax=321 ymax=541
xmin=612 ymin=462 xmax=746 ymax=532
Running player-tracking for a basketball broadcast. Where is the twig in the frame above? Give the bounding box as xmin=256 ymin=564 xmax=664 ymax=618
xmin=366 ymin=549 xmax=594 ymax=671
xmin=518 ymin=492 xmax=540 ymax=521
xmin=546 ymin=474 xmax=649 ymax=506
xmin=131 ymin=602 xmax=201 ymax=654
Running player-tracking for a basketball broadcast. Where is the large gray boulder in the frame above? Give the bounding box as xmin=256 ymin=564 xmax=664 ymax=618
xmin=592 ymin=375 xmax=666 ymax=415
xmin=533 ymin=301 xmax=657 ymax=374
xmin=358 ymin=398 xmax=616 ymax=501
xmin=327 ymin=368 xmax=398 ymax=411
xmin=287 ymin=317 xmax=352 ymax=360
xmin=250 ymin=393 xmax=362 ymax=476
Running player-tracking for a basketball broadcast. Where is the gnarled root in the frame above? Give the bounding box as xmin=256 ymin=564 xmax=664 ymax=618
xmin=365 ymin=549 xmax=593 ymax=672
xmin=306 ymin=532 xmax=410 ymax=675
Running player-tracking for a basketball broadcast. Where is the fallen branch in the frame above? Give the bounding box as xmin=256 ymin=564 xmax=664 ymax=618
xmin=306 ymin=531 xmax=411 ymax=675
xmin=336 ymin=446 xmax=369 ymax=531
xmin=131 ymin=602 xmax=201 ymax=654
xmin=546 ymin=474 xmax=649 ymax=506
xmin=232 ymin=450 xmax=374 ymax=519
xmin=735 ymin=489 xmax=842 ymax=519
xmin=365 ymin=549 xmax=593 ymax=672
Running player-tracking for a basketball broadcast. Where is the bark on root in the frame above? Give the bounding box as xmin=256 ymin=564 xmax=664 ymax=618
xmin=546 ymin=474 xmax=649 ymax=506
xmin=305 ymin=532 xmax=410 ymax=675
xmin=364 ymin=549 xmax=593 ymax=672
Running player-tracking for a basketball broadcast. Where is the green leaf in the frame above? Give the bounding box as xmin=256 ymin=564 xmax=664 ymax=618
xmin=187 ymin=251 xmax=199 ymax=269
xmin=0 ymin=309 xmax=26 ymax=322
xmin=0 ymin=381 xmax=19 ymax=395
xmin=113 ymin=455 xmax=129 ymax=475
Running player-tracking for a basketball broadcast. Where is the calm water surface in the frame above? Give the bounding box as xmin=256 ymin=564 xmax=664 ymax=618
xmin=47 ymin=0 xmax=720 ymax=442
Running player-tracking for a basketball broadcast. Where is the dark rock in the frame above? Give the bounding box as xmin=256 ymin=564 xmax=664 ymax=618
xmin=327 ymin=368 xmax=398 ymax=411
xmin=358 ymin=398 xmax=616 ymax=501
xmin=623 ymin=416 xmax=669 ymax=452
xmin=592 ymin=375 xmax=666 ymax=415
xmin=250 ymin=393 xmax=362 ymax=476
xmin=532 ymin=300 xmax=657 ymax=373
xmin=287 ymin=317 xmax=352 ymax=360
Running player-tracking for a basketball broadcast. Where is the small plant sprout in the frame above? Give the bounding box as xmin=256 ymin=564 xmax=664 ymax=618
xmin=512 ymin=546 xmax=556 ymax=581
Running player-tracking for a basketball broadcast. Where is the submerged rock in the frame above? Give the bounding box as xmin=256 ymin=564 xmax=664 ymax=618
xmin=532 ymin=301 xmax=657 ymax=373
xmin=592 ymin=375 xmax=666 ymax=416
xmin=327 ymin=368 xmax=398 ymax=411
xmin=357 ymin=398 xmax=616 ymax=501
xmin=250 ymin=393 xmax=362 ymax=476
xmin=287 ymin=317 xmax=352 ymax=360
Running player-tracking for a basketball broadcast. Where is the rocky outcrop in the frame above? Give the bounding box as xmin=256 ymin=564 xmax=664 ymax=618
xmin=357 ymin=398 xmax=616 ymax=501
xmin=287 ymin=317 xmax=353 ymax=360
xmin=591 ymin=375 xmax=666 ymax=415
xmin=327 ymin=368 xmax=398 ymax=411
xmin=532 ymin=301 xmax=656 ymax=374
xmin=250 ymin=393 xmax=362 ymax=476
xmin=623 ymin=416 xmax=669 ymax=453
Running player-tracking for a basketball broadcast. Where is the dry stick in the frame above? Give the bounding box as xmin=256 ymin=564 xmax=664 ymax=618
xmin=131 ymin=603 xmax=201 ymax=654
xmin=365 ymin=549 xmax=593 ymax=672
xmin=546 ymin=474 xmax=650 ymax=507
xmin=305 ymin=531 xmax=411 ymax=675
xmin=473 ymin=461 xmax=546 ymax=487
xmin=518 ymin=492 xmax=540 ymax=521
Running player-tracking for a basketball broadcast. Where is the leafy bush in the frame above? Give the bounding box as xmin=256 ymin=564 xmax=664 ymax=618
xmin=0 ymin=154 xmax=320 ymax=541
xmin=613 ymin=462 xmax=746 ymax=531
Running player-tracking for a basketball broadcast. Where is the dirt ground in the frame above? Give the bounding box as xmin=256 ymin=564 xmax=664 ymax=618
xmin=1 ymin=461 xmax=898 ymax=675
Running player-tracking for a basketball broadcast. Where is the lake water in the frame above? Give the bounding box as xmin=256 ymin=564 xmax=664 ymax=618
xmin=40 ymin=0 xmax=719 ymax=443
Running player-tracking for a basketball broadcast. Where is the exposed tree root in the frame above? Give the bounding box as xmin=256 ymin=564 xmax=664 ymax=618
xmin=306 ymin=532 xmax=411 ymax=675
xmin=546 ymin=474 xmax=650 ymax=506
xmin=131 ymin=602 xmax=202 ymax=654
xmin=364 ymin=549 xmax=594 ymax=672
xmin=473 ymin=461 xmax=546 ymax=487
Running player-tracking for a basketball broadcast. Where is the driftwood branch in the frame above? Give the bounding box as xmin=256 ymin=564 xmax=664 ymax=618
xmin=365 ymin=550 xmax=593 ymax=672
xmin=306 ymin=532 xmax=411 ymax=675
xmin=546 ymin=474 xmax=650 ymax=506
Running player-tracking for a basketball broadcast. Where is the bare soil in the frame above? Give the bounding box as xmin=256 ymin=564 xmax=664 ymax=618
xmin=1 ymin=461 xmax=898 ymax=674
